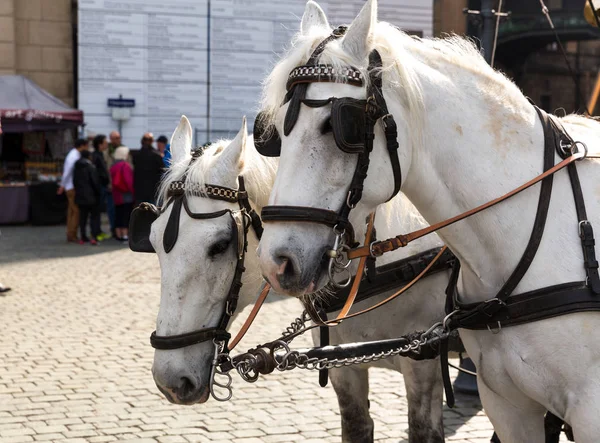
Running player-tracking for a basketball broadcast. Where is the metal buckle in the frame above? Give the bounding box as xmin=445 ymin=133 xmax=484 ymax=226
xmin=225 ymin=300 xmax=235 ymax=317
xmin=486 ymin=321 xmax=502 ymax=334
xmin=380 ymin=114 xmax=393 ymax=130
xmin=572 ymin=141 xmax=588 ymax=160
xmin=479 ymin=298 xmax=506 ymax=317
xmin=579 ymin=220 xmax=590 ymax=238
xmin=369 ymin=240 xmax=382 ymax=258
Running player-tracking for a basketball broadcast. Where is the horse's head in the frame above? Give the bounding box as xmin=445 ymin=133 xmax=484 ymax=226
xmin=146 ymin=116 xmax=253 ymax=404
xmin=257 ymin=0 xmax=414 ymax=296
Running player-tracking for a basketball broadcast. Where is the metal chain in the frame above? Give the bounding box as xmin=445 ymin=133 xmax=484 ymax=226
xmin=280 ymin=311 xmax=310 ymax=338
xmin=271 ymin=323 xmax=449 ymax=373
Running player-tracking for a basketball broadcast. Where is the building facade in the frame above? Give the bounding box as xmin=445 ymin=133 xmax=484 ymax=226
xmin=0 ymin=0 xmax=74 ymax=107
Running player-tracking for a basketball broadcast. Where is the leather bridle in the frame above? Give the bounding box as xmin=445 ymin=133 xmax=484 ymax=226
xmin=130 ymin=148 xmax=264 ymax=352
xmin=257 ymin=26 xmax=402 ymax=288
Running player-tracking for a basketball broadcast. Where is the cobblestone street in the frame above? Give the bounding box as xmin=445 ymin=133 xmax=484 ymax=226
xmin=0 ymin=224 xmax=566 ymax=442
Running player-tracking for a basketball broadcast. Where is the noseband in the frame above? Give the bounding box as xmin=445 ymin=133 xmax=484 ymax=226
xmin=254 ymin=26 xmax=402 ymax=287
xmin=129 ymin=148 xmax=263 ymax=351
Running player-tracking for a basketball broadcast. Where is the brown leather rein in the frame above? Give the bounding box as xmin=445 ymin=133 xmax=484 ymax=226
xmin=348 ymin=150 xmax=590 ymax=260
xmin=299 ymin=146 xmax=591 ymax=328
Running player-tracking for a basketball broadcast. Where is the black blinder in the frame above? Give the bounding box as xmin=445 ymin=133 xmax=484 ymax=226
xmin=129 ymin=204 xmax=159 ymax=253
xmin=253 ymin=111 xmax=281 ymax=157
xmin=331 ymin=98 xmax=367 ymax=154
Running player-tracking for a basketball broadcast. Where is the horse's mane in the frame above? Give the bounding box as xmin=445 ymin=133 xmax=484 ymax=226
xmin=157 ymin=136 xmax=277 ymax=208
xmin=260 ymin=20 xmax=524 ymax=151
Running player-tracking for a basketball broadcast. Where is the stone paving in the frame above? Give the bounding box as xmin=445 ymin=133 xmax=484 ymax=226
xmin=0 ymin=224 xmax=567 ymax=442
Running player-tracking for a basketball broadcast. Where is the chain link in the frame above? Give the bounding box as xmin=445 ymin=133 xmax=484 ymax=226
xmin=280 ymin=311 xmax=310 ymax=338
xmin=270 ymin=327 xmax=449 ymax=372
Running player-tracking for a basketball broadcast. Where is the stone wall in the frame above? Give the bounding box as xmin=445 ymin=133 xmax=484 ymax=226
xmin=0 ymin=0 xmax=74 ymax=106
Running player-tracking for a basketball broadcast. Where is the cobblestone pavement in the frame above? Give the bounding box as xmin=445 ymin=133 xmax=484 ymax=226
xmin=0 ymin=224 xmax=568 ymax=442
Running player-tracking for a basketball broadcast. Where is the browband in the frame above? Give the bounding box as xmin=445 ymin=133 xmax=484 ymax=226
xmin=167 ymin=181 xmax=245 ymax=203
xmin=286 ymin=65 xmax=363 ymax=91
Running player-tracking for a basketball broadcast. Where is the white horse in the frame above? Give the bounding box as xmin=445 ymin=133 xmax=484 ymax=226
xmin=257 ymin=1 xmax=600 ymax=442
xmin=150 ymin=116 xmax=453 ymax=442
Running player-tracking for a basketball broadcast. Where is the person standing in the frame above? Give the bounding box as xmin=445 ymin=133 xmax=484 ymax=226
xmin=109 ymin=130 xmax=122 ymax=155
xmin=57 ymin=139 xmax=89 ymax=242
xmin=91 ymin=134 xmax=111 ymax=241
xmin=110 ymin=147 xmax=134 ymax=243
xmin=132 ymin=133 xmax=164 ymax=205
xmin=106 ymin=131 xmax=122 ymax=237
xmin=156 ymin=135 xmax=171 ymax=167
xmin=74 ymin=150 xmax=101 ymax=245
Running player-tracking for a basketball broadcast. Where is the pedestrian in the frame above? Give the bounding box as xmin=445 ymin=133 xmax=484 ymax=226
xmin=156 ymin=135 xmax=171 ymax=167
xmin=91 ymin=134 xmax=112 ymax=241
xmin=73 ymin=150 xmax=102 ymax=245
xmin=132 ymin=132 xmax=164 ymax=205
xmin=105 ymin=132 xmax=120 ymax=238
xmin=109 ymin=130 xmax=122 ymax=155
xmin=110 ymin=147 xmax=134 ymax=243
xmin=57 ymin=138 xmax=90 ymax=243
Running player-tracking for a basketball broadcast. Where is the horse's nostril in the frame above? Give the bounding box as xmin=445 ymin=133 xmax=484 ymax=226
xmin=276 ymin=256 xmax=295 ymax=278
xmin=178 ymin=376 xmax=197 ymax=398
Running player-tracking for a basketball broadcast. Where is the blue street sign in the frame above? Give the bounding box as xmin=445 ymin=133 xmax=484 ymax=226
xmin=107 ymin=98 xmax=136 ymax=108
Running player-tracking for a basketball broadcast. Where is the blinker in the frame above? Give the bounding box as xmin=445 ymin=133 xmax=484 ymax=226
xmin=129 ymin=203 xmax=160 ymax=253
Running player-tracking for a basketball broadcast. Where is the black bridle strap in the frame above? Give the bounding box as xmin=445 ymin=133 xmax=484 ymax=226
xmin=150 ymin=328 xmax=230 ymax=350
xmin=261 ymin=206 xmax=348 ymax=229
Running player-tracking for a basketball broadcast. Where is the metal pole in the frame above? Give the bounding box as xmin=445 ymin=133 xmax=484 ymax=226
xmin=481 ymin=0 xmax=496 ymax=64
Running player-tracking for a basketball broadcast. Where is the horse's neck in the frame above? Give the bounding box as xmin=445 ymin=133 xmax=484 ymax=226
xmin=398 ymin=51 xmax=583 ymax=301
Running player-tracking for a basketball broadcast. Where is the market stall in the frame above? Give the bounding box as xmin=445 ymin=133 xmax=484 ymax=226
xmin=0 ymin=75 xmax=83 ymax=224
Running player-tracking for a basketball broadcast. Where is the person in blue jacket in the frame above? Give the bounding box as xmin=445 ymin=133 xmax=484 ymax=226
xmin=156 ymin=135 xmax=171 ymax=167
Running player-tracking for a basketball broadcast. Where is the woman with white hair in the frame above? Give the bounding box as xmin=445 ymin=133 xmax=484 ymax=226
xmin=109 ymin=147 xmax=134 ymax=242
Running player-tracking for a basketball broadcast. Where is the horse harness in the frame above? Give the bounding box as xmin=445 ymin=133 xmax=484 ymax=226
xmin=128 ymin=148 xmax=263 ymax=351
xmin=255 ymin=26 xmax=402 ymax=273
xmin=252 ymin=26 xmax=600 ymax=416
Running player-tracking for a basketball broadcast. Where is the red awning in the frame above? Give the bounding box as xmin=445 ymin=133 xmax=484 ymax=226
xmin=0 ymin=75 xmax=84 ymax=133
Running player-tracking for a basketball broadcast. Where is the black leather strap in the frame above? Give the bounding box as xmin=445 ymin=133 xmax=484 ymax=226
xmin=262 ymin=205 xmax=347 ymax=229
xmin=150 ymin=328 xmax=230 ymax=350
xmin=494 ymin=106 xmax=555 ymax=301
xmin=163 ymin=197 xmax=183 ymax=253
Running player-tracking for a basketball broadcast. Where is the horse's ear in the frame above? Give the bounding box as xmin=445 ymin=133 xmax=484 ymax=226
xmin=301 ymin=1 xmax=329 ymax=35
xmin=219 ymin=116 xmax=247 ymax=173
xmin=341 ymin=0 xmax=376 ymax=61
xmin=170 ymin=115 xmax=193 ymax=164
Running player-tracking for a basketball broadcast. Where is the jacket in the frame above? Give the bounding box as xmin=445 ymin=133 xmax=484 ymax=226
xmin=92 ymin=151 xmax=110 ymax=187
xmin=110 ymin=160 xmax=134 ymax=206
xmin=132 ymin=146 xmax=164 ymax=204
xmin=73 ymin=158 xmax=101 ymax=206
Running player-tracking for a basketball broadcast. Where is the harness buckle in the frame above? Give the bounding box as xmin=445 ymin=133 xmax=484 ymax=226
xmin=369 ymin=241 xmax=382 ymax=257
xmin=478 ymin=298 xmax=506 ymax=318
xmin=572 ymin=141 xmax=588 ymax=160
xmin=486 ymin=321 xmax=502 ymax=334
xmin=225 ymin=300 xmax=235 ymax=317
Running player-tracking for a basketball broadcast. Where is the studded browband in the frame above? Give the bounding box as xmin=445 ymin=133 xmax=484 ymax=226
xmin=167 ymin=181 xmax=246 ymax=203
xmin=286 ymin=65 xmax=363 ymax=91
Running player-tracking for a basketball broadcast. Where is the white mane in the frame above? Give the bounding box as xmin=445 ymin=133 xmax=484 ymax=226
xmin=158 ymin=136 xmax=277 ymax=208
xmin=260 ymin=21 xmax=526 ymax=153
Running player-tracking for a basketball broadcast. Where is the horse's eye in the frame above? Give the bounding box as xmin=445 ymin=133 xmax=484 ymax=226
xmin=209 ymin=239 xmax=230 ymax=257
xmin=320 ymin=118 xmax=332 ymax=134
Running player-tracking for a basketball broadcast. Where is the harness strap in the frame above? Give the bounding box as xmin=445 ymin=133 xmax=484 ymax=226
xmin=302 ymin=213 xmax=377 ymax=326
xmin=495 ymin=106 xmax=555 ymax=302
xmin=347 ymin=152 xmax=584 ymax=260
xmin=322 ymin=247 xmax=455 ymax=313
xmin=228 ymin=283 xmax=271 ymax=351
xmin=151 ymin=328 xmax=230 ymax=350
